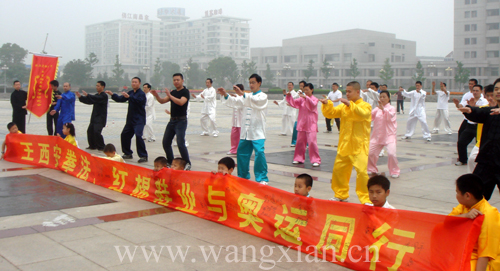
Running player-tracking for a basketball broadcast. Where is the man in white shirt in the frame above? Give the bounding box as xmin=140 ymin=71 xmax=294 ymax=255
xmin=218 ymin=74 xmax=269 ymax=184
xmin=192 ymin=78 xmax=218 ymax=137
xmin=291 ymin=81 xmax=305 ymax=146
xmin=274 ymin=82 xmax=297 ymax=136
xmin=401 ymin=81 xmax=432 ymax=141
xmin=431 ymin=81 xmax=452 ymax=135
xmin=452 ymin=81 xmax=488 ymax=166
xmin=142 ymin=83 xmax=156 ymax=142
xmin=324 ymin=82 xmax=342 ymax=133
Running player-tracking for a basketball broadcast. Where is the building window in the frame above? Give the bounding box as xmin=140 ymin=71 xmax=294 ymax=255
xmin=487 ymin=37 xmax=500 ymax=44
xmin=471 ymin=24 xmax=477 ymax=31
xmin=487 ymin=0 xmax=499 ymax=2
xmin=468 ymin=68 xmax=477 ymax=76
xmin=251 ymin=56 xmax=258 ymax=63
xmin=465 ymin=24 xmax=471 ymax=31
xmin=471 ymin=38 xmax=477 ymax=44
xmin=344 ymin=53 xmax=352 ymax=62
xmin=465 ymin=0 xmax=470 ymax=4
xmin=465 ymin=11 xmax=471 ymax=18
xmin=324 ymin=53 xmax=340 ymax=62
xmin=471 ymin=51 xmax=477 ymax=58
xmin=487 ymin=23 xmax=500 ymax=30
xmin=395 ymin=56 xmax=402 ymax=62
xmin=465 ymin=38 xmax=470 ymax=45
xmin=391 ymin=44 xmax=394 ymax=48
xmin=471 ymin=10 xmax=477 ymax=17
xmin=491 ymin=67 xmax=499 ymax=76
xmin=264 ymin=56 xmax=277 ymax=63
xmin=487 ymin=51 xmax=500 ymax=58
xmin=402 ymin=54 xmax=405 ymax=62
xmin=471 ymin=0 xmax=477 ymax=3
xmin=284 ymin=55 xmax=297 ymax=63
xmin=464 ymin=51 xmax=470 ymax=58
xmin=368 ymin=54 xmax=375 ymax=62
xmin=369 ymin=69 xmax=375 ymax=76
xmin=368 ymin=42 xmax=375 ymax=46
xmin=487 ymin=9 xmax=500 ymax=16
xmin=303 ymin=54 xmax=318 ymax=63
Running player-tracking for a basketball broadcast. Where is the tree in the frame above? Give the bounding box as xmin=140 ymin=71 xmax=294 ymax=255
xmin=263 ymin=63 xmax=275 ymax=87
xmin=84 ymin=52 xmax=98 ymax=85
xmin=412 ymin=61 xmax=426 ymax=84
xmin=185 ymin=58 xmax=206 ymax=88
xmin=0 ymin=43 xmax=29 ymax=82
xmin=379 ymin=58 xmax=394 ymax=86
xmin=320 ymin=59 xmax=332 ymax=83
xmin=241 ymin=60 xmax=257 ymax=87
xmin=454 ymin=61 xmax=470 ymax=92
xmin=150 ymin=57 xmax=162 ymax=88
xmin=61 ymin=59 xmax=91 ymax=86
xmin=349 ymin=58 xmax=360 ymax=80
xmin=206 ymin=56 xmax=238 ymax=87
xmin=161 ymin=61 xmax=181 ymax=88
xmin=111 ymin=55 xmax=124 ymax=87
xmin=303 ymin=59 xmax=315 ymax=82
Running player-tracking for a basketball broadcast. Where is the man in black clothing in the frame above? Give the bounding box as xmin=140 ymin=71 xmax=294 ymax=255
xmin=47 ymin=80 xmax=61 ymax=135
xmin=105 ymin=77 xmax=148 ymax=163
xmin=459 ymin=77 xmax=500 ymax=200
xmin=76 ymin=81 xmax=108 ymax=150
xmin=151 ymin=73 xmax=191 ymax=170
xmin=10 ymin=80 xmax=27 ymax=133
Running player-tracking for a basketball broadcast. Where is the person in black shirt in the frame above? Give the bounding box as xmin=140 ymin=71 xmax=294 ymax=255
xmin=151 ymin=73 xmax=191 ymax=170
xmin=47 ymin=80 xmax=61 ymax=135
xmin=76 ymin=81 xmax=108 ymax=150
xmin=459 ymin=77 xmax=500 ymax=200
xmin=10 ymin=80 xmax=27 ymax=133
xmin=106 ymin=77 xmax=148 ymax=163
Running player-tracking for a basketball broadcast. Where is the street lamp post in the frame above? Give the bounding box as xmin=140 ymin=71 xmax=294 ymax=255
xmin=445 ymin=67 xmax=453 ymax=91
xmin=427 ymin=62 xmax=436 ymax=89
xmin=142 ymin=66 xmax=150 ymax=83
xmin=283 ymin=64 xmax=291 ymax=88
xmin=1 ymin=65 xmax=9 ymax=94
xmin=183 ymin=64 xmax=190 ymax=87
xmin=327 ymin=64 xmax=334 ymax=87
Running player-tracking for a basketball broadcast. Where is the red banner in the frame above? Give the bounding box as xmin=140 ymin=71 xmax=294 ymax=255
xmin=4 ymin=134 xmax=482 ymax=271
xmin=26 ymin=54 xmax=59 ymax=117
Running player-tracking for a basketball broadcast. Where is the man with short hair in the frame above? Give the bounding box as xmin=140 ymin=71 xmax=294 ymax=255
xmin=142 ymin=83 xmax=156 ymax=142
xmin=10 ymin=80 xmax=27 ymax=133
xmin=50 ymin=82 xmax=75 ymax=138
xmin=431 ymin=81 xmax=452 ymax=135
xmin=324 ymin=82 xmax=342 ymax=133
xmin=401 ymin=81 xmax=432 ymax=141
xmin=151 ymin=73 xmax=191 ymax=170
xmin=192 ymin=78 xmax=218 ymax=137
xmin=393 ymin=86 xmax=405 ymax=114
xmin=47 ymin=81 xmax=61 ymax=135
xmin=76 ymin=81 xmax=108 ymax=151
xmin=291 ymin=81 xmax=306 ymax=146
xmin=274 ymin=82 xmax=297 ymax=136
xmin=106 ymin=77 xmax=148 ymax=163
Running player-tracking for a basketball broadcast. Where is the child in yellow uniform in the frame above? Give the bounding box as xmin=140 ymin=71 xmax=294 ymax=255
xmin=320 ymin=81 xmax=372 ymax=204
xmin=449 ymin=174 xmax=500 ymax=271
xmin=102 ymin=144 xmax=125 ymax=163
xmin=62 ymin=123 xmax=78 ymax=147
xmin=1 ymin=122 xmax=23 ymax=160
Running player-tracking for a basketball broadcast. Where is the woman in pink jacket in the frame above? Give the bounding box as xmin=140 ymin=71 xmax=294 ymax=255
xmin=368 ymin=90 xmax=400 ymax=178
xmin=286 ymin=83 xmax=321 ymax=167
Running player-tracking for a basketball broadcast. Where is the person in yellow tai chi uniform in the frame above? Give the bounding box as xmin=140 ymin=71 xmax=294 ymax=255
xmin=320 ymin=81 xmax=372 ymax=204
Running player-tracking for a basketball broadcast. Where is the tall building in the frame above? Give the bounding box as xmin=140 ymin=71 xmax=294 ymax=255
xmin=85 ymin=8 xmax=251 ymax=81
xmin=454 ymin=0 xmax=500 ymax=84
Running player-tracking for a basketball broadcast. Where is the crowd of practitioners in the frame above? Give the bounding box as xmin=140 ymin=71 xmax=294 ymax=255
xmin=6 ymin=73 xmax=500 ymax=270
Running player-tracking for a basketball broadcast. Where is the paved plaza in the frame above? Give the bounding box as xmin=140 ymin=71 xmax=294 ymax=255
xmin=0 ymin=94 xmax=497 ymax=271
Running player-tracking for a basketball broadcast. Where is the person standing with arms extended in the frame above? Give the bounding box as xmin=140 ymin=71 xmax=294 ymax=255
xmin=274 ymin=82 xmax=296 ymax=136
xmin=192 ymin=78 xmax=218 ymax=137
xmin=106 ymin=77 xmax=148 ymax=163
xmin=393 ymin=86 xmax=405 ymax=114
xmin=401 ymin=81 xmax=432 ymax=142
xmin=222 ymin=84 xmax=245 ymax=155
xmin=10 ymin=80 xmax=27 ymax=134
xmin=290 ymin=81 xmax=305 ymax=147
xmin=320 ymin=81 xmax=372 ymax=204
xmin=324 ymin=82 xmax=342 ymax=133
xmin=151 ymin=73 xmax=191 ymax=170
xmin=142 ymin=83 xmax=156 ymax=142
xmin=431 ymin=81 xmax=452 ymax=134
xmin=76 ymin=81 xmax=108 ymax=151
xmin=218 ymin=74 xmax=269 ymax=184
xmin=50 ymin=82 xmax=75 ymax=138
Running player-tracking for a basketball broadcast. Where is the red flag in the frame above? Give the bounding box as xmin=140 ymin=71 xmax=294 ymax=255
xmin=26 ymin=54 xmax=59 ymax=117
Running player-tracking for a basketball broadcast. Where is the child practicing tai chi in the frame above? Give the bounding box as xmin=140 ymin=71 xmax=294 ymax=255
xmin=213 ymin=157 xmax=236 ymax=175
xmin=367 ymin=175 xmax=395 ymax=208
xmin=449 ymin=174 xmax=500 ymax=271
xmin=154 ymin=156 xmax=169 ymax=171
xmin=1 ymin=122 xmax=22 ymax=160
xmin=102 ymin=144 xmax=125 ymax=163
xmin=294 ymin=173 xmax=313 ymax=197
xmin=367 ymin=91 xmax=400 ymax=178
xmin=62 ymin=123 xmax=78 ymax=147
xmin=287 ymin=83 xmax=321 ymax=167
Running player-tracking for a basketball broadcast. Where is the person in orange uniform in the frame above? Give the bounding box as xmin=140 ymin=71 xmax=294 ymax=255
xmin=320 ymin=81 xmax=372 ymax=204
xmin=449 ymin=174 xmax=500 ymax=271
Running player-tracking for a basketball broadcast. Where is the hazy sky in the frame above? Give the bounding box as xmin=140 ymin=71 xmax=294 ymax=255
xmin=1 ymin=0 xmax=454 ymax=65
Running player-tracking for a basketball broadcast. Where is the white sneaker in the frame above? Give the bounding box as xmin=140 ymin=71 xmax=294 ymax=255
xmin=213 ymin=133 xmax=218 ymax=137
xmin=431 ymin=130 xmax=438 ymax=134
xmin=391 ymin=174 xmax=399 ymax=178
xmin=455 ymin=161 xmax=466 ymax=166
xmin=200 ymin=132 xmax=209 ymax=136
xmin=448 ymin=132 xmax=453 ymax=135
xmin=290 ymin=144 xmax=296 ymax=147
xmin=185 ymin=141 xmax=189 ymax=147
xmin=279 ymin=133 xmax=287 ymax=136
xmin=312 ymin=163 xmax=320 ymax=167
xmin=227 ymin=151 xmax=236 ymax=155
xmin=379 ymin=150 xmax=384 ymax=157
xmin=401 ymin=136 xmax=410 ymax=140
xmin=426 ymin=138 xmax=431 ymax=142
xmin=329 ymin=197 xmax=349 ymax=202
xmin=292 ymin=161 xmax=300 ymax=164
xmin=259 ymin=181 xmax=268 ymax=185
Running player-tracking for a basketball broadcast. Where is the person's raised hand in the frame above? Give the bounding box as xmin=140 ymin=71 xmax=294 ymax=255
xmin=273 ymin=100 xmax=279 ymax=105
xmin=467 ymin=98 xmax=477 ymax=107
xmin=82 ymin=90 xmax=88 ymax=96
xmin=458 ymin=107 xmax=472 ymax=114
xmin=217 ymin=87 xmax=227 ymax=97
xmin=55 ymin=95 xmax=62 ymax=99
xmin=282 ymin=89 xmax=287 ymax=95
xmin=191 ymin=93 xmax=196 ymax=98
xmin=49 ymin=110 xmax=56 ymax=116
xmin=105 ymin=90 xmax=113 ymax=96
xmin=319 ymin=98 xmax=329 ymax=104
xmin=339 ymin=98 xmax=350 ymax=106
xmin=377 ymin=100 xmax=384 ymax=110
xmin=122 ymin=92 xmax=130 ymax=98
xmin=75 ymin=91 xmax=81 ymax=98
xmin=432 ymin=81 xmax=436 ymax=87
xmin=233 ymin=85 xmax=243 ymax=96
xmin=490 ymin=108 xmax=500 ymax=115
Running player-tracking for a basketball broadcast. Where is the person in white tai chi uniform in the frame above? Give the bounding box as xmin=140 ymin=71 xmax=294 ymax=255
xmin=401 ymin=81 xmax=432 ymax=141
xmin=274 ymin=82 xmax=297 ymax=136
xmin=192 ymin=78 xmax=218 ymax=137
xmin=431 ymin=81 xmax=452 ymax=135
xmin=142 ymin=83 xmax=156 ymax=142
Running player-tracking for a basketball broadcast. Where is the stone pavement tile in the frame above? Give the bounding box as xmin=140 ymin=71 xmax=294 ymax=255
xmin=140 ymin=211 xmax=201 ymax=226
xmin=0 ymin=210 xmax=70 ymax=231
xmin=0 ymin=256 xmax=18 ymax=271
xmin=95 ymin=218 xmax=178 ymax=244
xmin=18 ymin=255 xmax=106 ymax=271
xmin=41 ymin=225 xmax=108 ymax=243
xmin=61 ymin=200 xmax=158 ymax=219
xmin=61 ymin=234 xmax=136 ymax=268
xmin=0 ymin=233 xmax=76 ymax=266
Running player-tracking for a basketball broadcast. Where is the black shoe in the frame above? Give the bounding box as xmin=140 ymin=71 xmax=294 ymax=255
xmin=122 ymin=154 xmax=133 ymax=159
xmin=97 ymin=148 xmax=104 ymax=151
xmin=138 ymin=157 xmax=148 ymax=163
xmin=86 ymin=147 xmax=97 ymax=150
